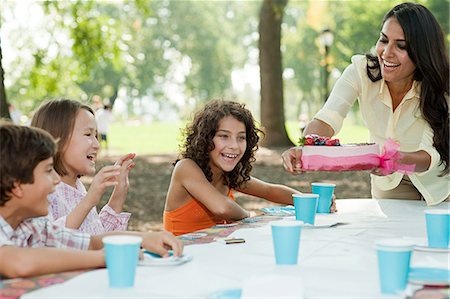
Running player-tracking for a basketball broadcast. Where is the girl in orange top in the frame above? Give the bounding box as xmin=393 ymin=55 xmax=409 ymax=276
xmin=164 ymin=100 xmax=313 ymax=236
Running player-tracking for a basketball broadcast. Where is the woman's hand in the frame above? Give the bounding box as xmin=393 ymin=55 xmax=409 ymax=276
xmin=281 ymin=147 xmax=304 ymax=175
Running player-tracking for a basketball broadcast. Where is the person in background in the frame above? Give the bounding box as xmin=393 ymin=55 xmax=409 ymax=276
xmin=96 ymin=104 xmax=114 ymax=155
xmin=8 ymin=103 xmax=22 ymax=124
xmin=31 ymin=99 xmax=135 ymax=234
xmin=282 ymin=2 xmax=449 ymax=205
xmin=163 ymin=100 xmax=335 ymax=236
xmin=0 ymin=122 xmax=182 ymax=278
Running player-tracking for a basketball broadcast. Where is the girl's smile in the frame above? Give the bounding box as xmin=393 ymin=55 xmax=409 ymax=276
xmin=61 ymin=109 xmax=100 ymax=186
xmin=209 ymin=116 xmax=246 ymax=173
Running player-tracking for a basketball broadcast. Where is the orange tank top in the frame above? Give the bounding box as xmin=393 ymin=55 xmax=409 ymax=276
xmin=163 ymin=189 xmax=236 ymax=236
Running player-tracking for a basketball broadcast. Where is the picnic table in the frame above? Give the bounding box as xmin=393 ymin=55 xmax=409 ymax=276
xmin=1 ymin=199 xmax=449 ymax=298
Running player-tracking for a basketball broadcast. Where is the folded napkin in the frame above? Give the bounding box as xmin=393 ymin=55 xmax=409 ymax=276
xmin=241 ymin=274 xmax=304 ymax=298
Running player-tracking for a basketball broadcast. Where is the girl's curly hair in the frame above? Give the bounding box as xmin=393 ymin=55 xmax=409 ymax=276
xmin=177 ymin=100 xmax=264 ymax=189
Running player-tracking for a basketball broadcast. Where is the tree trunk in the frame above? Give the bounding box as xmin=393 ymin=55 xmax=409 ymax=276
xmin=109 ymin=86 xmax=119 ymax=107
xmin=259 ymin=0 xmax=292 ymax=147
xmin=0 ymin=41 xmax=11 ymax=120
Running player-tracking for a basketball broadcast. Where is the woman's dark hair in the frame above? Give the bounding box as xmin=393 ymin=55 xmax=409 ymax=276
xmin=31 ymin=99 xmax=95 ymax=176
xmin=0 ymin=122 xmax=57 ymax=206
xmin=366 ymin=2 xmax=449 ymax=175
xmin=177 ymin=100 xmax=264 ymax=189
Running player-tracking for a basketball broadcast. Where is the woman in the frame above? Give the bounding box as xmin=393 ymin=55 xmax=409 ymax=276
xmin=282 ymin=2 xmax=449 ymax=205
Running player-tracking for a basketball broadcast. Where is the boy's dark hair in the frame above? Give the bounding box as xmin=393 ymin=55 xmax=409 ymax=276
xmin=178 ymin=100 xmax=264 ymax=189
xmin=31 ymin=99 xmax=95 ymax=176
xmin=0 ymin=121 xmax=57 ymax=206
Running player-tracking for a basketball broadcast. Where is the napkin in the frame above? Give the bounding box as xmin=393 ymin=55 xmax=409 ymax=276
xmin=241 ymin=274 xmax=304 ymax=298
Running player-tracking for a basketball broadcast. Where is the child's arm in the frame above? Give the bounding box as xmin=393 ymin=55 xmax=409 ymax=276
xmin=0 ymin=246 xmax=104 ymax=278
xmin=89 ymin=231 xmax=183 ymax=257
xmin=239 ymin=177 xmax=337 ymax=212
xmin=237 ymin=176 xmax=300 ymax=205
xmin=106 ymin=153 xmax=136 ymax=213
xmin=64 ymin=165 xmax=121 ymax=229
xmin=173 ymin=159 xmax=250 ymax=220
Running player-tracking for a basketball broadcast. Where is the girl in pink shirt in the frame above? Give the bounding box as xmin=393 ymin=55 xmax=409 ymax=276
xmin=31 ymin=99 xmax=135 ymax=234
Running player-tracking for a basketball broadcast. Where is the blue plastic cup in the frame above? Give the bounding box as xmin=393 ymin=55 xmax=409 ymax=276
xmin=271 ymin=220 xmax=303 ymax=265
xmin=425 ymin=209 xmax=450 ymax=249
xmin=103 ymin=235 xmax=143 ymax=288
xmin=293 ymin=193 xmax=319 ymax=225
xmin=311 ymin=182 xmax=335 ymax=213
xmin=375 ymin=239 xmax=414 ymax=295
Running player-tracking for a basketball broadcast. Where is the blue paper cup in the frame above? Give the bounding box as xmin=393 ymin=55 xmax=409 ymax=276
xmin=103 ymin=235 xmax=142 ymax=288
xmin=311 ymin=182 xmax=335 ymax=213
xmin=271 ymin=220 xmax=303 ymax=265
xmin=375 ymin=239 xmax=414 ymax=295
xmin=425 ymin=209 xmax=450 ymax=249
xmin=293 ymin=193 xmax=318 ymax=225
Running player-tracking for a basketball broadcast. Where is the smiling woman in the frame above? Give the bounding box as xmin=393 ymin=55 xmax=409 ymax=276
xmin=282 ymin=2 xmax=449 ymax=205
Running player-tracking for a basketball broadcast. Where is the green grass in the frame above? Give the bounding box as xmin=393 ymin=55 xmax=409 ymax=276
xmin=109 ymin=122 xmax=184 ymax=155
xmin=108 ymin=120 xmax=369 ymax=155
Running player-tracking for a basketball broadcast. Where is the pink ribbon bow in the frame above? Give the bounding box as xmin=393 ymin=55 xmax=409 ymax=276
xmin=379 ymin=138 xmax=416 ymax=175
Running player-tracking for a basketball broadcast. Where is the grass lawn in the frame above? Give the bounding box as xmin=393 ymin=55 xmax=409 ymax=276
xmin=107 ymin=119 xmax=369 ymax=156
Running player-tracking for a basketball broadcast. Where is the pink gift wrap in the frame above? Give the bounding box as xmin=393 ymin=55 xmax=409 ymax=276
xmin=301 ymin=138 xmax=416 ymax=173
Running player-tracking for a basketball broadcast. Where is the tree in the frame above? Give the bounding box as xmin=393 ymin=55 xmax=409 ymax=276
xmin=259 ymin=0 xmax=292 ymax=147
xmin=0 ymin=42 xmax=10 ymax=120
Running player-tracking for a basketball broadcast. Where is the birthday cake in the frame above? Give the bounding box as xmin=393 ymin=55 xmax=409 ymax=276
xmin=299 ymin=135 xmax=380 ymax=171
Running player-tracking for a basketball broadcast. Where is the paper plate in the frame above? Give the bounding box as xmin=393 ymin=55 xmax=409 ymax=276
xmin=408 ymin=267 xmax=450 ymax=286
xmin=208 ymin=288 xmax=242 ymax=299
xmin=140 ymin=251 xmax=193 ymax=266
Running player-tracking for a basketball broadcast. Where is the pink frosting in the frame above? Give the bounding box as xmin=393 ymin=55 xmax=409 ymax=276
xmin=301 ymin=154 xmax=379 ymax=171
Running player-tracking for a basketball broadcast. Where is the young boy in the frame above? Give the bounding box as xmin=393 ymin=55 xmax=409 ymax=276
xmin=0 ymin=122 xmax=183 ymax=278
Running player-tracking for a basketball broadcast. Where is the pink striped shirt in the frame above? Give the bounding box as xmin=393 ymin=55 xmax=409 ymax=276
xmin=47 ymin=179 xmax=130 ymax=235
xmin=0 ymin=216 xmax=90 ymax=250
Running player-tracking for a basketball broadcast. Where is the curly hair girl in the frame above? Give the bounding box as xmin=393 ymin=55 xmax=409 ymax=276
xmin=179 ymin=100 xmax=262 ymax=189
xmin=163 ymin=99 xmax=311 ymax=236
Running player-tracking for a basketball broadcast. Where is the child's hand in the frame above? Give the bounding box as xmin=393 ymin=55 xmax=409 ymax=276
xmin=330 ymin=194 xmax=338 ymax=213
xmin=141 ymin=231 xmax=184 ymax=258
xmin=115 ymin=153 xmax=136 ymax=169
xmin=107 ymin=153 xmax=136 ymax=212
xmin=85 ymin=165 xmax=121 ymax=207
xmin=114 ymin=153 xmax=136 ymax=192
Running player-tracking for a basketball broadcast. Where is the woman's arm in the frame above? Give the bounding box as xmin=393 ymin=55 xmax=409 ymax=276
xmin=0 ymin=246 xmax=104 ymax=278
xmin=303 ymin=119 xmax=335 ymax=138
xmin=238 ymin=177 xmax=301 ymax=205
xmin=399 ymin=150 xmax=431 ymax=172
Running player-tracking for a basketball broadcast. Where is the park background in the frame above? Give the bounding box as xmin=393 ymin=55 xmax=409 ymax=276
xmin=0 ymin=0 xmax=448 ymax=230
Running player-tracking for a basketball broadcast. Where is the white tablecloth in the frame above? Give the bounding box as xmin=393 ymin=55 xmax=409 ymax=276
xmin=23 ymin=199 xmax=450 ymax=298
